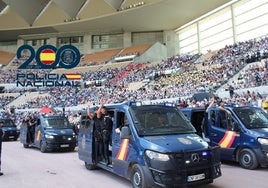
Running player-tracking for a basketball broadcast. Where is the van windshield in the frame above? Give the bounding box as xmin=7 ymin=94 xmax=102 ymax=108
xmin=43 ymin=117 xmax=71 ymax=129
xmin=130 ymin=105 xmax=195 ymax=136
xmin=1 ymin=119 xmax=16 ymax=127
xmin=233 ymin=107 xmax=268 ymax=129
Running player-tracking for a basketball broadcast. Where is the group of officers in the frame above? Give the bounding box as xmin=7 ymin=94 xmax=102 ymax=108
xmin=87 ymin=103 xmax=113 ymax=165
xmin=24 ymin=113 xmax=37 ymax=144
xmin=86 ymin=103 xmax=129 ymax=165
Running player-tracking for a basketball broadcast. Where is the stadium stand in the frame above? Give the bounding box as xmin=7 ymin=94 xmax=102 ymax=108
xmin=0 ymin=51 xmax=15 ymax=67
xmin=79 ymin=48 xmax=122 ymax=66
xmin=0 ymin=0 xmax=267 ymax=122
xmin=115 ymin=44 xmax=151 ymax=61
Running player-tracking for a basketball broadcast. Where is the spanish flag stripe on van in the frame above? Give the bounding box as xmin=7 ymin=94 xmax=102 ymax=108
xmin=116 ymin=139 xmax=129 ymax=160
xmin=36 ymin=130 xmax=41 ymax=141
xmin=218 ymin=131 xmax=236 ymax=148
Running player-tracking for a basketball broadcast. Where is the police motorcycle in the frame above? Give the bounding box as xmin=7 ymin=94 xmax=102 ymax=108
xmin=78 ymin=102 xmax=221 ymax=188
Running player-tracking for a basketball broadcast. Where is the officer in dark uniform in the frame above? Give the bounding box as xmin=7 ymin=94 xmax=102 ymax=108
xmin=203 ymin=97 xmax=215 ymax=136
xmin=115 ymin=114 xmax=129 ymax=134
xmin=25 ymin=113 xmax=36 ymax=144
xmin=87 ymin=103 xmax=113 ymax=165
xmin=87 ymin=105 xmax=103 ymax=163
xmin=97 ymin=104 xmax=113 ymax=165
xmin=0 ymin=120 xmax=4 ymax=176
xmin=218 ymin=99 xmax=231 ymax=129
xmin=29 ymin=114 xmax=37 ymax=143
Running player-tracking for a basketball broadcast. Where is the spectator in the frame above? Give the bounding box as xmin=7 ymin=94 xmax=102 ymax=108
xmin=229 ymin=85 xmax=234 ymax=98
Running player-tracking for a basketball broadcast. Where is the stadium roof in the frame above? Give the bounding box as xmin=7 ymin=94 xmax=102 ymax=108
xmin=0 ymin=0 xmax=231 ymax=42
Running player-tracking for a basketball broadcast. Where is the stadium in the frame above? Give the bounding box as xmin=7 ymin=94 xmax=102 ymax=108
xmin=0 ymin=0 xmax=267 ymax=124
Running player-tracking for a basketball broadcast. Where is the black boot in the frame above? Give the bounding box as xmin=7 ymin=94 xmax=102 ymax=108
xmin=104 ymin=157 xmax=110 ymax=165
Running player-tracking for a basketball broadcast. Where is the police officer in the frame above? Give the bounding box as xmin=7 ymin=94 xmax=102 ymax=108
xmin=0 ymin=120 xmax=4 ymax=176
xmin=25 ymin=113 xmax=36 ymax=143
xmin=97 ymin=104 xmax=112 ymax=165
xmin=218 ymin=99 xmax=231 ymax=129
xmin=203 ymin=97 xmax=215 ymax=136
xmin=29 ymin=114 xmax=37 ymax=143
xmin=87 ymin=105 xmax=103 ymax=163
xmin=115 ymin=115 xmax=129 ymax=134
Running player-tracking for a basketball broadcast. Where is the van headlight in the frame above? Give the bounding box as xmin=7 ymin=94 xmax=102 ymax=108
xmin=258 ymin=138 xmax=268 ymax=145
xmin=45 ymin=134 xmax=54 ymax=139
xmin=145 ymin=150 xmax=169 ymax=161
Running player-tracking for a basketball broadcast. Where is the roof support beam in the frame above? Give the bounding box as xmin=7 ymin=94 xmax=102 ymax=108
xmin=53 ymin=0 xmax=87 ymax=18
xmin=2 ymin=0 xmax=50 ymax=26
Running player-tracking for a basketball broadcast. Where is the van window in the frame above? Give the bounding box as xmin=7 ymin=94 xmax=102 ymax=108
xmin=210 ymin=110 xmax=216 ymax=126
xmin=116 ymin=112 xmax=126 ymax=128
xmin=130 ymin=106 xmax=195 ymax=136
xmin=80 ymin=115 xmax=91 ymax=129
xmin=233 ymin=107 xmax=268 ymax=129
xmin=2 ymin=119 xmax=16 ymax=127
xmin=218 ymin=110 xmax=229 ymax=129
xmin=44 ymin=117 xmax=71 ymax=129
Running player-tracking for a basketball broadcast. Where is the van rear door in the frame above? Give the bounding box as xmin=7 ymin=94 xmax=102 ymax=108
xmin=78 ymin=114 xmax=94 ymax=163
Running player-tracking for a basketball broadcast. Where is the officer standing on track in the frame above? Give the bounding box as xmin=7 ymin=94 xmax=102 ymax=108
xmin=0 ymin=120 xmax=4 ymax=176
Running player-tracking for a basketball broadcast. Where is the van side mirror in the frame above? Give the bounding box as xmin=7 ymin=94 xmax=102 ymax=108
xmin=121 ymin=126 xmax=131 ymax=139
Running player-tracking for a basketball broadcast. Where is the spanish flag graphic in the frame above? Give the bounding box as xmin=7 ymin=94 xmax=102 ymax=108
xmin=36 ymin=130 xmax=41 ymax=141
xmin=40 ymin=49 xmax=56 ymax=65
xmin=65 ymin=74 xmax=81 ymax=80
xmin=218 ymin=131 xmax=236 ymax=148
xmin=116 ymin=139 xmax=129 ymax=161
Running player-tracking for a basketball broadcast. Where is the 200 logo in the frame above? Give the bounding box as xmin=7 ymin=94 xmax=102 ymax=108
xmin=17 ymin=44 xmax=81 ymax=69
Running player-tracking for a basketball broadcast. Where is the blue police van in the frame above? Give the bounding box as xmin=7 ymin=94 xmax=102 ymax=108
xmin=78 ymin=102 xmax=221 ymax=188
xmin=0 ymin=117 xmax=20 ymax=141
xmin=181 ymin=105 xmax=268 ymax=170
xmin=20 ymin=114 xmax=77 ymax=152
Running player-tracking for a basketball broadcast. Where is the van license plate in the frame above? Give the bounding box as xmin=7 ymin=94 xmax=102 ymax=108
xmin=187 ymin=173 xmax=205 ymax=182
xmin=60 ymin=144 xmax=69 ymax=148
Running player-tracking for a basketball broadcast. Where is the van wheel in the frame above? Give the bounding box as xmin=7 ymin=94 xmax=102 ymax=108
xmin=85 ymin=162 xmax=97 ymax=170
xmin=40 ymin=141 xmax=47 ymax=153
xmin=239 ymin=148 xmax=258 ymax=170
xmin=131 ymin=164 xmax=146 ymax=188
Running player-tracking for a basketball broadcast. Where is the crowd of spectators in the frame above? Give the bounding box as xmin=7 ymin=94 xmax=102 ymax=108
xmin=0 ymin=69 xmax=51 ymax=86
xmin=0 ymin=35 xmax=267 ymax=114
xmin=0 ymin=96 xmax=15 ymax=108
